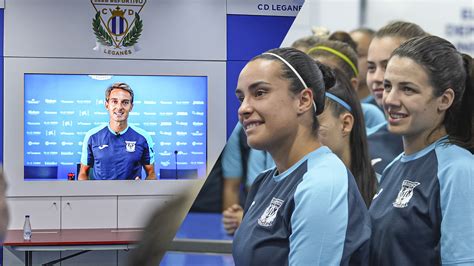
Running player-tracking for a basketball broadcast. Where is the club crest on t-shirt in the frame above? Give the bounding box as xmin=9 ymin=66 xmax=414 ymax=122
xmin=393 ymin=180 xmax=420 ymax=208
xmin=125 ymin=141 xmax=136 ymax=152
xmin=258 ymin=197 xmax=284 ymax=227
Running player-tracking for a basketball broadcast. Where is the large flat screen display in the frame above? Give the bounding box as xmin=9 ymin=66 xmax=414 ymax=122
xmin=24 ymin=74 xmax=207 ymax=181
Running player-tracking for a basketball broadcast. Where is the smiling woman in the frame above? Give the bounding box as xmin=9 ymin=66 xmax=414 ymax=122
xmin=232 ymin=47 xmax=371 ymax=266
xmin=369 ymin=35 xmax=474 ymax=265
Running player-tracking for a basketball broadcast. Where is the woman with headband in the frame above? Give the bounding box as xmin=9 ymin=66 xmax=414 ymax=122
xmin=317 ymin=68 xmax=378 ymax=207
xmin=232 ymin=47 xmax=370 ymax=265
xmin=307 ymin=38 xmax=386 ymax=130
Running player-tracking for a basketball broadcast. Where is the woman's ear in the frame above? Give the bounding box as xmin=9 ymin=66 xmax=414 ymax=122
xmin=350 ymin=77 xmax=359 ymax=91
xmin=297 ymin=88 xmax=314 ymax=114
xmin=340 ymin=113 xmax=354 ymax=137
xmin=438 ymin=88 xmax=455 ymax=112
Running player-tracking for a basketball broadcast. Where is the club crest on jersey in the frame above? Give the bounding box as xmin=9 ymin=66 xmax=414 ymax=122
xmin=258 ymin=197 xmax=284 ymax=227
xmin=91 ymin=0 xmax=146 ymax=56
xmin=125 ymin=141 xmax=136 ymax=152
xmin=393 ymin=180 xmax=420 ymax=208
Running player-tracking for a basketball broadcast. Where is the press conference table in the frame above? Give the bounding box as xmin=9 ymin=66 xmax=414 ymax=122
xmin=3 ymin=212 xmax=233 ymax=266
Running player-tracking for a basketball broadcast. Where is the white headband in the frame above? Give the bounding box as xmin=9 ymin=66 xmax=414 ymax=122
xmin=263 ymin=52 xmax=317 ymax=114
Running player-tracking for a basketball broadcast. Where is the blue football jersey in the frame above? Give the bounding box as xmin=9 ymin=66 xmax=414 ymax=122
xmin=80 ymin=125 xmax=154 ymax=180
xmin=367 ymin=122 xmax=404 ymax=175
xmin=232 ymin=146 xmax=371 ymax=266
xmin=369 ymin=138 xmax=474 ymax=265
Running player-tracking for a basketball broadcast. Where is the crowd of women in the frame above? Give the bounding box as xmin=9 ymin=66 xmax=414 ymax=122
xmin=224 ymin=21 xmax=474 ymax=265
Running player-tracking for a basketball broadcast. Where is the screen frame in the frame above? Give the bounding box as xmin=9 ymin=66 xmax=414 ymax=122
xmin=4 ymin=57 xmax=227 ymax=196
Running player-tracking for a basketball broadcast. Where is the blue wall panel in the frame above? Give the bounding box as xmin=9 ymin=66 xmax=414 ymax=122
xmin=226 ymin=14 xmax=295 ymax=137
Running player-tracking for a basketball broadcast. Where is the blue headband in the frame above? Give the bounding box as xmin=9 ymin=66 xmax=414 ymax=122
xmin=326 ymin=92 xmax=352 ymax=112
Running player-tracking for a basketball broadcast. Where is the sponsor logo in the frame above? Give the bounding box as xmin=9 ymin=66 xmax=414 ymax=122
xmin=393 ymin=180 xmax=420 ymax=208
xmin=62 ymin=121 xmax=74 ymax=126
xmin=176 ymin=131 xmax=187 ymax=136
xmin=192 ymin=101 xmax=204 ymax=105
xmin=191 ymin=131 xmax=203 ymax=136
xmin=176 ymin=141 xmax=187 ymax=146
xmin=371 ymin=158 xmax=382 ymax=166
xmin=89 ymin=75 xmax=112 ymax=81
xmin=192 ymin=141 xmax=203 ymax=146
xmin=160 ymin=122 xmax=172 ymax=126
xmin=78 ymin=142 xmax=83 ymax=146
xmin=76 ymin=132 xmax=88 ymax=135
xmin=129 ymin=122 xmax=140 ymax=126
xmin=79 ymin=110 xmax=90 ymax=116
xmin=45 ymin=141 xmax=58 ymax=146
xmin=192 ymin=111 xmax=204 ymax=116
xmin=60 ymin=132 xmax=75 ymax=136
xmin=99 ymin=144 xmax=109 ymax=150
xmin=26 ymin=99 xmax=40 ymax=104
xmin=143 ymin=100 xmax=157 ymax=105
xmin=143 ymin=122 xmax=158 ymax=126
xmin=159 ymin=131 xmax=172 ymax=136
xmin=160 ymin=141 xmax=172 ymax=146
xmin=125 ymin=141 xmax=136 ymax=152
xmin=176 ymin=112 xmax=188 ymax=116
xmin=28 ymin=110 xmax=40 ymax=115
xmin=26 ymin=131 xmax=41 ymax=135
xmin=61 ymin=141 xmax=74 ymax=146
xmin=191 ymin=151 xmax=204 ymax=155
xmin=43 ymin=152 xmax=59 ymax=155
xmin=77 ymin=122 xmax=92 ymax=126
xmin=45 ymin=162 xmax=58 ymax=165
xmin=177 ymin=162 xmax=188 ymax=165
xmin=177 ymin=151 xmax=188 ymax=155
xmin=193 ymin=122 xmax=204 ymax=126
xmin=373 ymin=188 xmax=383 ymax=200
xmin=134 ymin=100 xmax=142 ymax=104
xmin=28 ymin=141 xmax=40 ymax=146
xmin=76 ymin=100 xmax=92 ymax=104
xmin=159 ymin=112 xmax=173 ymax=116
xmin=94 ymin=111 xmax=108 ymax=115
xmin=93 ymin=122 xmax=108 ymax=126
xmin=43 ymin=121 xmax=59 ymax=125
xmin=26 ymin=162 xmax=42 ymax=165
xmin=44 ymin=111 xmax=59 ymax=115
xmin=190 ymin=161 xmax=205 ymax=165
xmin=27 ymin=122 xmax=41 ymax=126
xmin=161 ymin=160 xmax=171 ymax=167
xmin=60 ymin=152 xmax=75 ymax=156
xmin=129 ymin=112 xmax=140 ymax=116
xmin=91 ymin=1 xmax=146 ymax=55
xmin=60 ymin=162 xmax=75 ymax=165
xmin=45 ymin=99 xmax=57 ymax=104
xmin=59 ymin=111 xmax=75 ymax=115
xmin=160 ymin=101 xmax=173 ymax=105
xmin=176 ymin=121 xmax=188 ymax=126
xmin=143 ymin=112 xmax=156 ymax=116
xmin=96 ymin=99 xmax=105 ymax=105
xmin=159 ymin=151 xmax=171 ymax=156
xmin=60 ymin=100 xmax=74 ymax=104
xmin=176 ymin=101 xmax=190 ymax=105
xmin=148 ymin=131 xmax=155 ymax=136
xmin=258 ymin=197 xmax=284 ymax=227
xmin=45 ymin=130 xmax=56 ymax=136
xmin=26 ymin=152 xmax=41 ymax=155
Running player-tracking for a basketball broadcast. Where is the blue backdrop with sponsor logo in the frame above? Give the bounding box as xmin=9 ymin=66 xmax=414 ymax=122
xmin=24 ymin=74 xmax=207 ymax=180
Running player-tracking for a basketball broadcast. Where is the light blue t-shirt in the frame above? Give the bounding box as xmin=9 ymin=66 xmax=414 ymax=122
xmin=222 ymin=123 xmax=274 ymax=187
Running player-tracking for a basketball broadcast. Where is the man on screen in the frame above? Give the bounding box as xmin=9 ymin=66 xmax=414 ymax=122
xmin=78 ymin=82 xmax=156 ymax=180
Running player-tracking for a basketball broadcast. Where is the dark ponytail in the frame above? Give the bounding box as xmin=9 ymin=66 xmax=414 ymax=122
xmin=325 ymin=69 xmax=377 ymax=206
